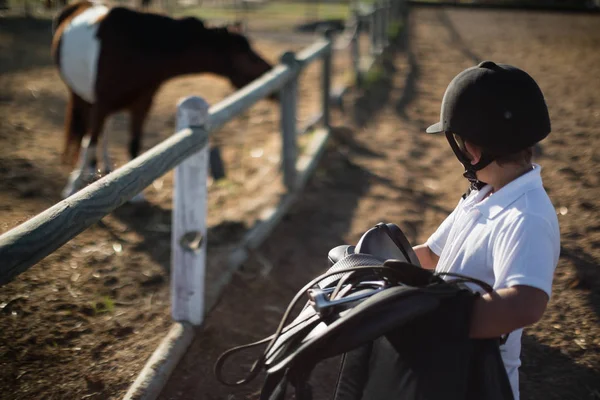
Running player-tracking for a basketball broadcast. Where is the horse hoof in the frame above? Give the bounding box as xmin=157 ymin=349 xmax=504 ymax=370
xmin=128 ymin=192 xmax=146 ymax=203
xmin=62 ymin=186 xmax=78 ymax=199
xmin=62 ymin=177 xmax=81 ymax=199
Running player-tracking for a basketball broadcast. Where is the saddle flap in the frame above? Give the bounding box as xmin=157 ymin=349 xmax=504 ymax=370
xmin=265 ymin=284 xmax=443 ymax=375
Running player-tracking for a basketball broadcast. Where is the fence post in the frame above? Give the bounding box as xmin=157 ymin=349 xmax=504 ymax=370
xmin=370 ymin=8 xmax=377 ymax=55
xmin=322 ymin=29 xmax=333 ymax=132
xmin=279 ymin=52 xmax=299 ymax=191
xmin=382 ymin=0 xmax=390 ymax=48
xmin=171 ymin=96 xmax=210 ymax=326
xmin=351 ymin=10 xmax=361 ymax=86
xmin=378 ymin=2 xmax=386 ymax=50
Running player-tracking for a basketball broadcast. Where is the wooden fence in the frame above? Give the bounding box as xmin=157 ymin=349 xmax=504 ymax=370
xmin=0 ymin=0 xmax=402 ymax=397
xmin=330 ymin=0 xmax=407 ymax=97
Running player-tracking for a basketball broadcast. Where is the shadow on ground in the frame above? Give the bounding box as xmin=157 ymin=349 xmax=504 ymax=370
xmin=434 ymin=9 xmax=480 ymax=64
xmin=0 ymin=154 xmax=67 ymax=217
xmin=103 ymin=202 xmax=249 ymax=273
xmin=560 ymin=245 xmax=600 ymax=320
xmin=350 ymin=13 xmax=410 ymax=128
xmin=0 ymin=16 xmax=54 ymax=76
xmin=520 ymin=334 xmax=600 ymax=400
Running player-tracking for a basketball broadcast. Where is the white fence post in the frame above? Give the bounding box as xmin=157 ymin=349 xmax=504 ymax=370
xmin=378 ymin=3 xmax=385 ymax=51
xmin=370 ymin=9 xmax=377 ymax=55
xmin=351 ymin=11 xmax=361 ymax=86
xmin=171 ymin=96 xmax=210 ymax=326
xmin=279 ymin=51 xmax=299 ymax=191
xmin=322 ymin=29 xmax=333 ymax=131
xmin=382 ymin=0 xmax=390 ymax=48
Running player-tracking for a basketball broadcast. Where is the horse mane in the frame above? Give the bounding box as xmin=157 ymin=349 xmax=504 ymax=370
xmin=203 ymin=25 xmax=252 ymax=51
xmin=96 ymin=6 xmax=249 ymax=55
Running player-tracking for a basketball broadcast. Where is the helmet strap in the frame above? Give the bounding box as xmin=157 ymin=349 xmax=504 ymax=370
xmin=445 ymin=132 xmax=495 ymax=192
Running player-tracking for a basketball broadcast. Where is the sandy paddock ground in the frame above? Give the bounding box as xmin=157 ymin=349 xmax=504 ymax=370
xmin=1 ymin=4 xmax=599 ymax=400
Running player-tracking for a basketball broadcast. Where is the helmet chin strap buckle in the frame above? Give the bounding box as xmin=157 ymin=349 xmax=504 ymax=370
xmin=463 ymin=169 xmax=487 ymax=191
xmin=444 ymin=132 xmax=491 ymax=192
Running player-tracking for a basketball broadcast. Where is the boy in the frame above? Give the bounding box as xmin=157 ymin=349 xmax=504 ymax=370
xmin=412 ymin=61 xmax=561 ymax=399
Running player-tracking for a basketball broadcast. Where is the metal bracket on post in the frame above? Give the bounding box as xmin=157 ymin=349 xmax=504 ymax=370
xmin=279 ymin=51 xmax=300 ymax=192
xmin=171 ymin=96 xmax=210 ymax=326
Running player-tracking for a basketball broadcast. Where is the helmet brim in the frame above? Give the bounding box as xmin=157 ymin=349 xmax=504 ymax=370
xmin=425 ymin=122 xmax=444 ymax=134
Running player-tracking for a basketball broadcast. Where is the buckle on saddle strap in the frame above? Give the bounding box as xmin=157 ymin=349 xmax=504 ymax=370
xmin=307 ymin=281 xmax=387 ymax=317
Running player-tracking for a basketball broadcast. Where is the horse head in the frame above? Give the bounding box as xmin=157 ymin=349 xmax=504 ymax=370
xmin=179 ymin=17 xmax=276 ymax=100
xmin=221 ymin=31 xmax=277 ymax=101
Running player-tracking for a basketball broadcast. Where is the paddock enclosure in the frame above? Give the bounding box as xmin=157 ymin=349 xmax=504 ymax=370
xmin=1 ymin=2 xmax=600 ymax=400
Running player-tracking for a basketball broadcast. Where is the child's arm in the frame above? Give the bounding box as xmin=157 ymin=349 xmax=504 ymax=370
xmin=469 ymin=285 xmax=549 ymax=338
xmin=412 ymin=244 xmax=439 ymax=270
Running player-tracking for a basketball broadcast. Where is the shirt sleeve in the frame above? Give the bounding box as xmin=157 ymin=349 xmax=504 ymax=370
xmin=492 ymin=214 xmax=560 ymax=298
xmin=425 ymin=199 xmax=462 ymax=256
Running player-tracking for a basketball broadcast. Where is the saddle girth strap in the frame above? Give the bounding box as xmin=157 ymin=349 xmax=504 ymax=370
xmin=260 ymin=365 xmax=314 ymax=400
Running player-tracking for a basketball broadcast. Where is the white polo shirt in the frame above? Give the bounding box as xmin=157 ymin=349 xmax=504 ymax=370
xmin=425 ymin=163 xmax=560 ymax=400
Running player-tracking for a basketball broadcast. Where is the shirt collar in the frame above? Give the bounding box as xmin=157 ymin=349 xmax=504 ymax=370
xmin=463 ymin=164 xmax=544 ymax=220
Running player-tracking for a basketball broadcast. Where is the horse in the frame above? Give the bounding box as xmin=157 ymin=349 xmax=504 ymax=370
xmin=51 ymin=1 xmax=275 ymax=201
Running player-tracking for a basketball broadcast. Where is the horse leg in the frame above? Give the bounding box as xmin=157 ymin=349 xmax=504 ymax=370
xmin=62 ymin=92 xmax=90 ymax=166
xmin=127 ymin=94 xmax=154 ymax=203
xmin=100 ymin=115 xmax=118 ymax=175
xmin=62 ymin=94 xmax=92 ymax=198
xmin=62 ymin=105 xmax=107 ymax=198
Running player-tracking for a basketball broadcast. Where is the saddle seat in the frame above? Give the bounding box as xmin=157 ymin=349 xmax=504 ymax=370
xmin=328 ymin=222 xmax=421 ymax=267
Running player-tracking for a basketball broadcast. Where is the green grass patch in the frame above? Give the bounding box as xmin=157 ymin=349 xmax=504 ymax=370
xmin=364 ymin=63 xmax=385 ymax=85
xmin=387 ymin=20 xmax=404 ymax=39
xmin=298 ymin=125 xmax=319 ymax=153
xmin=214 ymin=177 xmax=239 ymax=190
xmin=93 ymin=296 xmax=116 ymax=315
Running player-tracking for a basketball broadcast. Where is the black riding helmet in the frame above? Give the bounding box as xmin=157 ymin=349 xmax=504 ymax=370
xmin=426 ymin=61 xmax=551 ymax=189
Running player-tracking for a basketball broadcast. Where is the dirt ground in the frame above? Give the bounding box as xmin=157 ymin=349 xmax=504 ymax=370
xmin=1 ymin=4 xmax=599 ymax=400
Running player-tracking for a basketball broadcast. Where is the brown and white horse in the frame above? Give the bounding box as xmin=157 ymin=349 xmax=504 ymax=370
xmin=51 ymin=1 xmax=274 ymax=200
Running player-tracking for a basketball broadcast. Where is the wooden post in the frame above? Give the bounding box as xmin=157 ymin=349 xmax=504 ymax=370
xmin=279 ymin=52 xmax=299 ymax=192
xmin=171 ymin=96 xmax=210 ymax=326
xmin=370 ymin=8 xmax=378 ymax=55
xmin=378 ymin=4 xmax=385 ymax=51
xmin=351 ymin=11 xmax=361 ymax=86
xmin=382 ymin=1 xmax=390 ymax=48
xmin=321 ymin=29 xmax=333 ymax=132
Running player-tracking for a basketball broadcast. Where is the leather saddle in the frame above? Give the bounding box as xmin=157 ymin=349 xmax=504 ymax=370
xmin=328 ymin=222 xmax=421 ymax=266
xmin=214 ymin=222 xmax=513 ymax=400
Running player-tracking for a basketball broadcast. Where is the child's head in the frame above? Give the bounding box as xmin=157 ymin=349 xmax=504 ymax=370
xmin=426 ymin=61 xmax=550 ymax=188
